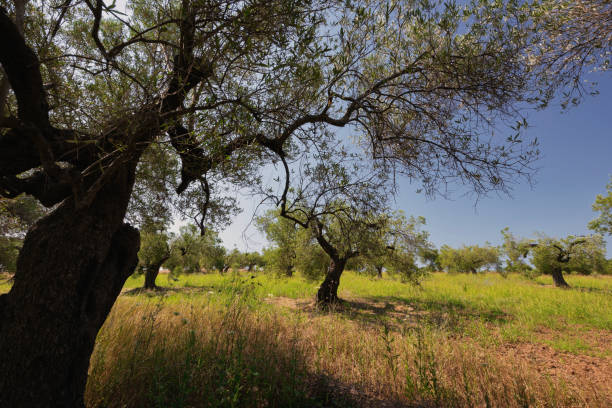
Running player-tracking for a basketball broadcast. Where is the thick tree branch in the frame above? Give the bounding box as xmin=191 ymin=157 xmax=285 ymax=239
xmin=0 ymin=6 xmax=50 ymax=129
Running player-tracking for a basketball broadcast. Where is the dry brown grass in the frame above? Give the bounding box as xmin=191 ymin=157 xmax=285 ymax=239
xmin=86 ymin=291 xmax=611 ymax=407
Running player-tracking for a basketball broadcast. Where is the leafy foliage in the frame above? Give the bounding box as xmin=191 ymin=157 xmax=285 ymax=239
xmin=588 ymin=176 xmax=612 ymax=236
xmin=500 ymin=227 xmax=534 ymax=274
xmin=166 ymin=225 xmax=226 ymax=274
xmin=256 ymin=210 xmax=300 ymax=276
xmin=530 ymin=235 xmax=607 ymax=276
xmin=357 ymin=212 xmax=432 ymax=282
xmin=137 ymin=231 xmax=171 ymax=275
xmin=439 ymin=244 xmax=500 ymax=274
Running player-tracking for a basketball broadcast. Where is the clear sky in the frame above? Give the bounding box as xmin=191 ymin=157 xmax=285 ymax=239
xmin=214 ymin=74 xmax=612 ymax=256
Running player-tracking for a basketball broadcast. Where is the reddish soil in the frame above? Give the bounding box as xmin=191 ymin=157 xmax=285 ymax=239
xmin=495 ymin=341 xmax=612 ymax=395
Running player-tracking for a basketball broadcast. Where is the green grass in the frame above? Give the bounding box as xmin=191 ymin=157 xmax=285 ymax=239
xmin=2 ymin=270 xmax=611 ymax=406
xmin=0 ymin=273 xmax=12 ymax=293
xmin=124 ymin=270 xmax=612 ymax=356
xmin=87 ymin=270 xmax=611 ymax=407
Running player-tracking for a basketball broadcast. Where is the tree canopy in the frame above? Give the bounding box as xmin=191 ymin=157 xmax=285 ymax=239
xmin=439 ymin=244 xmax=500 ymax=274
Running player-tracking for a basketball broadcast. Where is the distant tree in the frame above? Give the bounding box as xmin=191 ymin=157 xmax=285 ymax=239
xmin=358 ymin=212 xmax=431 ymax=281
xmin=243 ymin=252 xmax=264 ymax=272
xmin=500 ymin=227 xmax=534 ymax=274
xmin=138 ymin=231 xmax=171 ymax=290
xmin=588 ymin=176 xmax=612 ymax=236
xmin=530 ymin=235 xmax=607 ymax=287
xmin=199 ymin=235 xmax=227 ymax=273
xmin=256 ymin=210 xmax=299 ymax=276
xmin=224 ymin=248 xmax=243 ymax=273
xmin=167 ymin=224 xmax=225 ymax=274
xmin=418 ymin=247 xmax=441 ymax=273
xmin=224 ymin=249 xmax=266 ymax=273
xmin=439 ymin=245 xmax=500 ymax=274
xmin=265 ymin=143 xmax=395 ymax=304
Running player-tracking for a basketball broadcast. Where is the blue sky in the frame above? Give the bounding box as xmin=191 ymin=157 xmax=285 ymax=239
xmin=217 ymin=72 xmax=612 ymax=256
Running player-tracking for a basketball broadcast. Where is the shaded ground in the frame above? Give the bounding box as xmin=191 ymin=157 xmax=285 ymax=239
xmin=122 ymin=285 xmax=217 ymax=296
xmin=265 ymin=295 xmax=508 ymax=331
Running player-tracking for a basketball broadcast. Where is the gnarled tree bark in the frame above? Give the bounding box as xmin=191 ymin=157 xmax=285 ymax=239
xmin=143 ymin=255 xmax=170 ymax=290
xmin=0 ymin=5 xmax=196 ymax=404
xmin=316 ymin=257 xmax=347 ymax=305
xmin=551 ymin=267 xmax=570 ymax=288
xmin=0 ymin=159 xmax=141 ymax=408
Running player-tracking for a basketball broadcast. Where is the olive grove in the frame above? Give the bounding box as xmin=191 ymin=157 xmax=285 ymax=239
xmin=0 ymin=0 xmax=608 ymax=405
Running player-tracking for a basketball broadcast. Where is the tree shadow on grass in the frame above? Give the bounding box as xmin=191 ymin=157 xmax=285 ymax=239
xmin=122 ymin=285 xmax=215 ymax=296
xmin=90 ymin=299 xmax=416 ymax=408
xmin=530 ymin=280 xmax=612 ymax=295
xmin=328 ymin=296 xmax=510 ymax=333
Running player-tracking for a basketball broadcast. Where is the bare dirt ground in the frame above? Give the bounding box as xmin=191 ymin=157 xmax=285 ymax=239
xmin=494 ymin=340 xmax=612 ymax=395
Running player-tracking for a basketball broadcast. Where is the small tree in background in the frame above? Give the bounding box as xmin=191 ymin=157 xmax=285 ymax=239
xmin=439 ymin=245 xmax=500 ymax=274
xmin=418 ymin=247 xmax=441 ymax=273
xmin=500 ymin=227 xmax=534 ymax=275
xmin=357 ymin=212 xmax=431 ymax=282
xmin=198 ymin=232 xmax=227 ymax=273
xmin=240 ymin=252 xmax=263 ymax=273
xmin=531 ymin=235 xmax=607 ymax=287
xmin=265 ymin=144 xmax=394 ymax=304
xmin=256 ymin=210 xmax=299 ymax=276
xmin=167 ymin=225 xmax=211 ymax=275
xmin=138 ymin=231 xmax=171 ymax=290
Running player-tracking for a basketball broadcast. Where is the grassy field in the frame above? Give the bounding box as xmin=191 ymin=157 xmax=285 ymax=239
xmin=2 ymin=271 xmax=611 ymax=407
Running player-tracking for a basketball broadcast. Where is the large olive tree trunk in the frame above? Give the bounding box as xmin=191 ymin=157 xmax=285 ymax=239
xmin=551 ymin=267 xmax=570 ymax=288
xmin=143 ymin=256 xmax=170 ymax=290
xmin=317 ymin=257 xmax=347 ymax=305
xmin=0 ymin=162 xmax=140 ymax=408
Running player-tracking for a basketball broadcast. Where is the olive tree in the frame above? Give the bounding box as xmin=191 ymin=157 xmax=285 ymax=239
xmin=531 ymin=234 xmax=607 ymax=287
xmin=264 ymin=143 xmax=397 ymax=304
xmin=439 ymin=244 xmax=500 ymax=274
xmin=500 ymin=227 xmax=534 ymax=274
xmin=137 ymin=230 xmax=171 ymax=289
xmin=165 ymin=224 xmax=226 ymax=274
xmin=357 ymin=212 xmax=431 ymax=281
xmin=418 ymin=247 xmax=441 ymax=273
xmin=256 ymin=209 xmax=300 ymax=276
